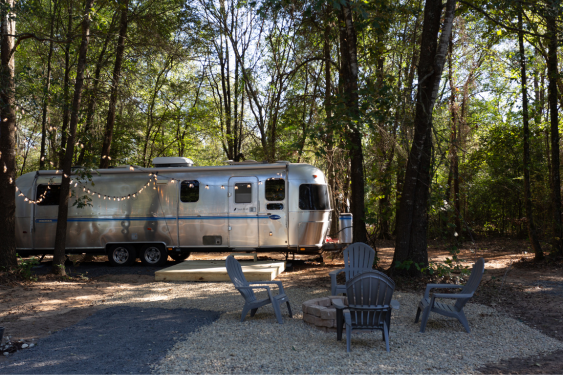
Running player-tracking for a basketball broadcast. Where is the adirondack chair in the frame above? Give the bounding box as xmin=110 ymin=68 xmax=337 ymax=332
xmin=333 ymin=271 xmax=398 ymax=352
xmin=415 ymin=257 xmax=485 ymax=333
xmin=226 ymin=255 xmax=292 ymax=324
xmin=329 ymin=242 xmax=375 ymax=295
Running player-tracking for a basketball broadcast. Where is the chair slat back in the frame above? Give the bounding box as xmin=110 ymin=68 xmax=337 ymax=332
xmin=343 ymin=243 xmax=375 ymax=281
xmin=345 ymin=271 xmax=395 ymax=328
xmin=455 ymin=257 xmax=485 ymax=310
xmin=226 ymin=255 xmax=256 ymax=302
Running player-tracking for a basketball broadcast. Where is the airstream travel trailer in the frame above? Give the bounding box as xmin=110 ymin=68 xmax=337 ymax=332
xmin=14 ymin=158 xmax=342 ymax=266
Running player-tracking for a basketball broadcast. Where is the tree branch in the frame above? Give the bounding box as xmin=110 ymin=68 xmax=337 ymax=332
xmin=9 ymin=33 xmax=74 ymax=60
xmin=458 ymin=0 xmax=546 ymax=38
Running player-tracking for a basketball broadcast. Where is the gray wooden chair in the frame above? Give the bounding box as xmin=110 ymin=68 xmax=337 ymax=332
xmin=329 ymin=242 xmax=375 ymax=295
xmin=226 ymin=255 xmax=292 ymax=324
xmin=415 ymin=257 xmax=485 ymax=333
xmin=333 ymin=271 xmax=398 ymax=352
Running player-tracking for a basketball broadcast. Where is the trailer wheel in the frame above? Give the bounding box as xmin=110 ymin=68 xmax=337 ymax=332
xmin=107 ymin=245 xmax=136 ymax=266
xmin=170 ymin=252 xmax=190 ymax=262
xmin=140 ymin=244 xmax=168 ymax=266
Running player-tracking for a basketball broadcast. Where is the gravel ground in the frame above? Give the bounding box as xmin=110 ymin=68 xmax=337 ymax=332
xmin=0 ymin=306 xmax=219 ymax=374
xmin=2 ymin=279 xmax=561 ymax=374
xmin=60 ymin=280 xmax=563 ymax=374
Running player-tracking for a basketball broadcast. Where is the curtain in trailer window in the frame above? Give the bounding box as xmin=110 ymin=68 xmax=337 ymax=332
xmin=299 ymin=184 xmax=329 ymax=210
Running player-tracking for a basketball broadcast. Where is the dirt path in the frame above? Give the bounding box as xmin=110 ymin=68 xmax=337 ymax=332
xmin=1 ymin=240 xmax=562 ymax=373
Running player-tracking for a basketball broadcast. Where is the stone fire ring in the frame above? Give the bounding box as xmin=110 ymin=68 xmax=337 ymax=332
xmin=302 ymin=296 xmax=348 ymax=332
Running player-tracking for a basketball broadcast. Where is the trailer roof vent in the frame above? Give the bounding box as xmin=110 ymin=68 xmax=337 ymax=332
xmin=224 ymin=160 xmax=268 ymax=165
xmin=152 ymin=157 xmax=194 ymax=168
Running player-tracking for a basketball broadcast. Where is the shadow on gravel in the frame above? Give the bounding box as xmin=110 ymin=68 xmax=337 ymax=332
xmin=0 ymin=306 xmax=220 ymax=374
xmin=31 ymin=260 xmax=179 ymax=279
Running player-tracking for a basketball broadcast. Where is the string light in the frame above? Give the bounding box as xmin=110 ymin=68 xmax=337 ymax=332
xmin=14 ymin=173 xmax=159 ymax=206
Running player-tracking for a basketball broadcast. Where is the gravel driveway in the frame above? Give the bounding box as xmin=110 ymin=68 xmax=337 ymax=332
xmin=0 ymin=307 xmax=219 ymax=374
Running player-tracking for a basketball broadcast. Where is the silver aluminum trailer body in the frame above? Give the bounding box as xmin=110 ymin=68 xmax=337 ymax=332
xmin=14 ymin=161 xmax=331 ymax=265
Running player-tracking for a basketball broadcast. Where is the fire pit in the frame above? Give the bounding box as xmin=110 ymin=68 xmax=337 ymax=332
xmin=302 ymin=296 xmax=348 ymax=332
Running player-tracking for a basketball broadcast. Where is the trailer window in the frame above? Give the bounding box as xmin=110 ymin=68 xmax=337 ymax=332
xmin=180 ymin=180 xmax=199 ymax=202
xmin=36 ymin=184 xmax=61 ymax=206
xmin=267 ymin=203 xmax=283 ymax=210
xmin=265 ymin=178 xmax=285 ymax=201
xmin=235 ymin=183 xmax=252 ymax=203
xmin=299 ymin=184 xmax=329 ymax=210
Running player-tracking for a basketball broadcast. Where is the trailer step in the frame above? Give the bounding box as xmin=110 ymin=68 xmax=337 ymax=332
xmin=229 ymin=252 xmax=258 ymax=262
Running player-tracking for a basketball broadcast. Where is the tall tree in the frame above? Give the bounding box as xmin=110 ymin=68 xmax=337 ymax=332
xmin=545 ymin=0 xmax=561 ymax=252
xmin=58 ymin=2 xmax=73 ymax=168
xmin=518 ymin=4 xmax=543 ymax=260
xmin=338 ymin=0 xmax=367 ymax=243
xmin=392 ymin=0 xmax=456 ymax=275
xmin=0 ymin=0 xmax=17 ymax=269
xmin=39 ymin=0 xmax=58 ymax=169
xmin=52 ymin=0 xmax=96 ymax=275
xmin=99 ymin=0 xmax=129 ymax=168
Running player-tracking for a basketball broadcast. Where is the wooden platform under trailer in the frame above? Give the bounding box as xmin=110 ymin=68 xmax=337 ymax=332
xmin=154 ymin=260 xmax=286 ymax=282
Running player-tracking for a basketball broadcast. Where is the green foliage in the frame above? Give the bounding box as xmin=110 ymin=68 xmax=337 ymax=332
xmin=16 ymin=254 xmax=39 ymax=281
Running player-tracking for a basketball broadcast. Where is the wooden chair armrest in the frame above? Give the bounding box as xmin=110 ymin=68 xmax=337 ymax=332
xmin=248 ymin=281 xmax=284 ymax=292
xmin=238 ymin=285 xmax=271 ymax=292
xmin=329 ymin=268 xmax=345 ymax=277
xmin=432 ymin=292 xmax=473 ymax=299
xmin=424 ymin=283 xmax=464 ymax=298
xmin=333 ymin=299 xmax=347 ymax=310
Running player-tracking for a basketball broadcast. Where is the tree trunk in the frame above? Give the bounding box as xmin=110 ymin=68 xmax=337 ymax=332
xmin=392 ymin=0 xmax=456 ymax=276
xmin=448 ymin=39 xmax=462 ymax=238
xmin=324 ymin=7 xmax=338 ymax=237
xmin=58 ymin=4 xmax=73 ymax=168
xmin=99 ymin=0 xmax=128 ymax=169
xmin=0 ymin=0 xmax=17 ymax=269
xmin=52 ymin=0 xmax=96 ymax=275
xmin=518 ymin=7 xmax=543 ymax=260
xmin=78 ymin=13 xmax=117 ymax=166
xmin=546 ymin=5 xmax=562 ymax=252
xmin=40 ymin=0 xmax=58 ymax=170
xmin=339 ymin=1 xmax=367 ymax=243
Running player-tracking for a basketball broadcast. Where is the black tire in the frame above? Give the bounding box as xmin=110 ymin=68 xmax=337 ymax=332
xmin=140 ymin=244 xmax=168 ymax=266
xmin=107 ymin=245 xmax=136 ymax=266
xmin=170 ymin=252 xmax=190 ymax=262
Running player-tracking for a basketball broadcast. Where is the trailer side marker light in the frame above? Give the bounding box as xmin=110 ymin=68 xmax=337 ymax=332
xmin=300 ymin=248 xmax=305 ymax=250
xmin=167 ymin=247 xmax=173 ymax=251
xmin=221 ymin=185 xmax=225 ymax=189
xmin=205 ymin=185 xmax=209 ymax=189
xmin=147 ymin=228 xmax=152 ymax=231
xmin=313 ymin=175 xmax=318 ymax=178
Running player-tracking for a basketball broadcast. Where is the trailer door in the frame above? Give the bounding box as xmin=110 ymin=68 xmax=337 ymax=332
xmin=34 ymin=184 xmax=61 ymax=249
xmin=228 ymin=177 xmax=259 ymax=248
